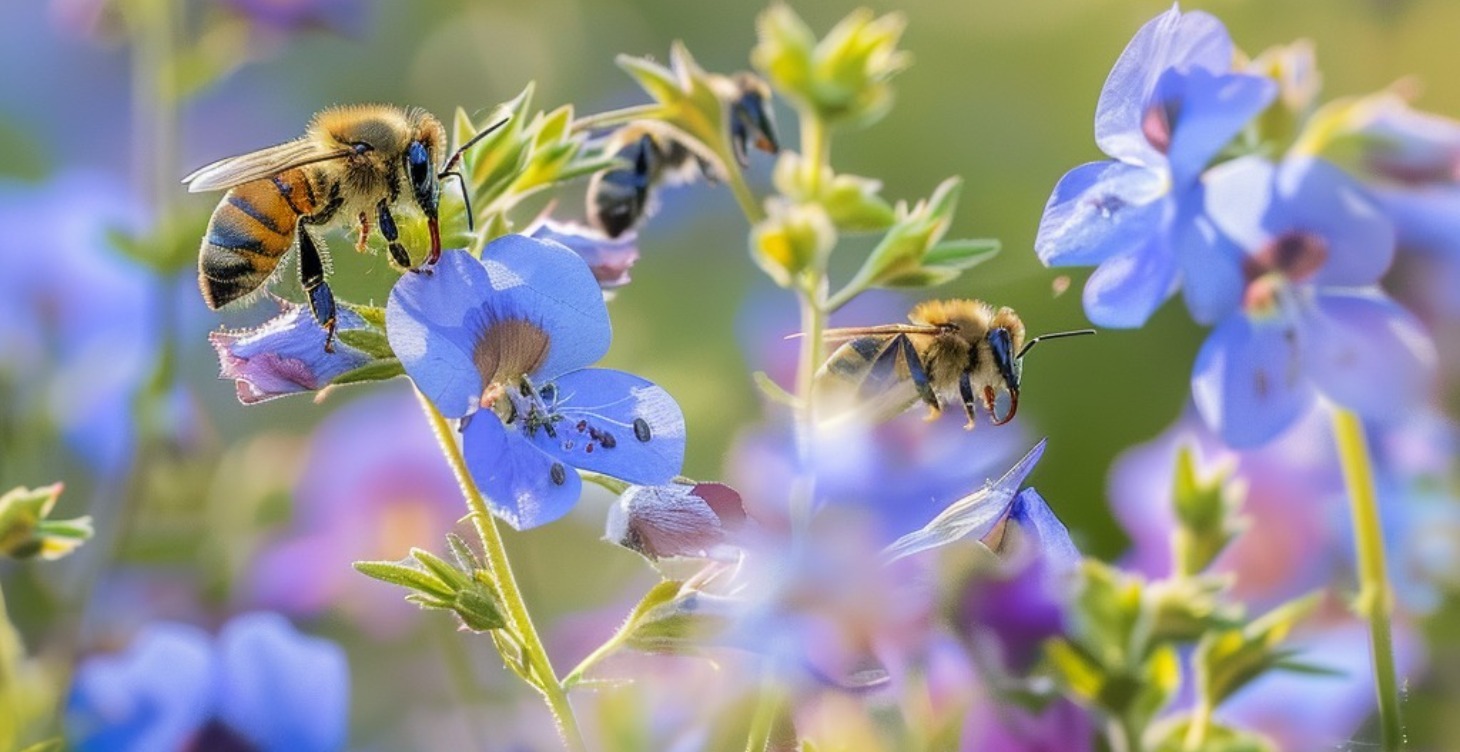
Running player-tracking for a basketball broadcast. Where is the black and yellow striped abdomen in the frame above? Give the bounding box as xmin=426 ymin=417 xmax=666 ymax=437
xmin=198 ymin=168 xmax=320 ymax=309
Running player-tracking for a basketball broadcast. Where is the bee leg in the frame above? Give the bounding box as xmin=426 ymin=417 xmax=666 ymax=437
xmin=355 ymin=212 xmax=371 ymax=252
xmin=375 ymin=199 xmax=416 ymax=271
xmin=297 ymin=228 xmax=337 ymax=353
xmin=959 ymin=371 xmax=979 ymax=431
xmin=896 ymin=334 xmax=939 ymax=411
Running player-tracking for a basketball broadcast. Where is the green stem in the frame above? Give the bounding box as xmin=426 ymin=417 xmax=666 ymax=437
xmin=562 ymin=627 xmax=629 ymax=689
xmin=416 ymin=392 xmax=587 ymax=752
xmin=1181 ymin=696 xmax=1213 ymax=752
xmin=727 ymin=167 xmax=767 ymax=224
xmin=743 ymin=684 xmax=784 ymax=752
xmin=1331 ymin=408 xmax=1404 ymax=752
xmin=799 ymin=115 xmax=829 ymax=196
xmin=0 ymin=579 xmax=16 ymax=752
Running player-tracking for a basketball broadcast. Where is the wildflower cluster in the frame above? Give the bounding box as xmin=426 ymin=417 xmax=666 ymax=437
xmin=1 ymin=2 xmax=1456 ymax=752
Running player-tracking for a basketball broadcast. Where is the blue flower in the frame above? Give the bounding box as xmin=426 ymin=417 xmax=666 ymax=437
xmin=209 ymin=299 xmax=373 ymax=404
xmin=66 ymin=612 xmax=349 ymax=752
xmin=1035 ymin=5 xmax=1275 ymax=328
xmin=1191 ymin=155 xmax=1435 ymax=446
xmin=385 ymin=236 xmax=685 ymax=529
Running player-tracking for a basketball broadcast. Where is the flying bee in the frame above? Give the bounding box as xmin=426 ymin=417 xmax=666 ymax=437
xmin=587 ymin=72 xmax=780 ymax=238
xmin=183 ymin=105 xmax=505 ymax=350
xmin=814 ymin=299 xmax=1095 ymax=429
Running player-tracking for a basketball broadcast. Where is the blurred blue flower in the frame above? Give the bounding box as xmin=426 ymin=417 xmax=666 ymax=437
xmin=1035 ymin=5 xmax=1275 ymax=328
xmin=527 ymin=218 xmax=640 ymax=290
xmin=1191 ymin=155 xmax=1434 ymax=447
xmin=220 ymin=0 xmax=367 ymax=37
xmin=67 ymin=612 xmax=349 ymax=752
xmin=385 ymin=237 xmax=685 ymax=529
xmin=209 ymin=299 xmax=372 ymax=404
xmin=248 ymin=388 xmax=463 ymax=637
xmin=0 ymin=172 xmax=160 ymax=476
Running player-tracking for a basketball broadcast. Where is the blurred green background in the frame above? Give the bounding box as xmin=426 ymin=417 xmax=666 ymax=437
xmin=2 ymin=0 xmax=1458 ymax=746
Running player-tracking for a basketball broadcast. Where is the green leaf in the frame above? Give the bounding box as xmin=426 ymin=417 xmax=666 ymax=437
xmin=1170 ymin=444 xmax=1244 ymax=577
xmin=452 ymin=584 xmax=507 ymax=632
xmin=17 ymin=740 xmax=66 ymax=752
xmin=447 ymin=533 xmax=484 ymax=573
xmin=329 ymin=359 xmax=405 ymax=387
xmin=0 ymin=484 xmax=91 ymax=560
xmin=334 ymin=329 xmax=394 ymax=360
xmin=411 ymin=548 xmax=470 ymax=590
xmin=353 ymin=560 xmax=454 ymax=600
xmin=1194 ymin=592 xmax=1322 ymax=704
xmin=340 ymin=302 xmax=387 ymax=329
xmin=621 ymin=580 xmax=734 ymax=655
xmin=1150 ymin=719 xmax=1277 ymax=752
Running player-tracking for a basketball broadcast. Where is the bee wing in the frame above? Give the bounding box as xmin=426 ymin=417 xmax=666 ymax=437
xmin=820 ymin=324 xmax=942 ymax=342
xmin=814 ymin=334 xmax=924 ymax=424
xmin=182 ymin=139 xmax=352 ymax=193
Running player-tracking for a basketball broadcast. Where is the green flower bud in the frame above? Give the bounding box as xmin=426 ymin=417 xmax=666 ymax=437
xmin=0 ymin=484 xmax=91 ymax=561
xmin=771 ymin=151 xmax=894 ymax=232
xmin=754 ymin=6 xmax=911 ymax=128
xmin=750 ymin=199 xmax=837 ymax=288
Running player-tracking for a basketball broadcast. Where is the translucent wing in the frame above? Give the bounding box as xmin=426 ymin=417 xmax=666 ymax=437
xmin=182 ymin=139 xmax=352 ymax=193
xmin=814 ymin=334 xmax=924 ymax=424
xmin=820 ymin=323 xmax=942 ymax=342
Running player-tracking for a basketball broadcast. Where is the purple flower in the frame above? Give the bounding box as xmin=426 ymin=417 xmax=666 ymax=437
xmin=527 ymin=218 xmax=640 ymax=290
xmin=957 ymin=489 xmax=1080 ymax=675
xmin=385 ymin=236 xmax=685 ymax=529
xmin=1191 ymin=155 xmax=1435 ymax=446
xmin=1035 ymin=6 xmax=1276 ymax=328
xmin=246 ymin=388 xmax=463 ymax=636
xmin=209 ymin=299 xmax=373 ymax=404
xmin=66 ymin=612 xmax=349 ymax=752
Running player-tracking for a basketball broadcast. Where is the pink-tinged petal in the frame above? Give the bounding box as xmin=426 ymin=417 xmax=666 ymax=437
xmin=1081 ymin=233 xmax=1176 ymax=328
xmin=522 ymin=368 xmax=685 ymax=487
xmin=1301 ymin=289 xmax=1437 ymax=419
xmin=528 ymin=219 xmax=640 ymax=289
xmin=209 ymin=300 xmax=372 ymax=405
xmin=1192 ymin=313 xmax=1316 ymax=448
xmin=1035 ymin=160 xmax=1170 ymax=268
xmin=1277 ymin=157 xmax=1395 ymax=287
xmin=1095 ymin=7 xmax=1233 ymax=165
xmin=605 ymin=482 xmax=745 ymax=560
xmin=461 ymin=410 xmax=582 ymax=530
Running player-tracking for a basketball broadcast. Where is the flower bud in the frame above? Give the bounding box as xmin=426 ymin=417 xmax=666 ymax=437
xmin=606 ymin=482 xmax=746 ymax=560
xmin=0 ymin=484 xmax=92 ymax=560
xmin=750 ymin=200 xmax=837 ymax=288
xmin=753 ymin=6 xmax=911 ymax=128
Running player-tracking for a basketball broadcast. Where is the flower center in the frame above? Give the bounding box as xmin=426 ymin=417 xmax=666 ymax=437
xmin=1241 ymin=231 xmax=1328 ymax=315
xmin=1142 ymin=99 xmax=1178 ymax=154
xmin=473 ymin=318 xmax=549 ymax=405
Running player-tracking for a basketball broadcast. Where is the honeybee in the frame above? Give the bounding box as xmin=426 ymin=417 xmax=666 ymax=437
xmin=588 ymin=72 xmax=780 ymax=238
xmin=183 ymin=105 xmax=504 ymax=350
xmin=814 ymin=299 xmax=1095 ymax=429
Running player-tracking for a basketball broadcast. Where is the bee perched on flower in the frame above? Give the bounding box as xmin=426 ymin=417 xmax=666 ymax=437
xmin=386 ymin=235 xmax=686 ymax=529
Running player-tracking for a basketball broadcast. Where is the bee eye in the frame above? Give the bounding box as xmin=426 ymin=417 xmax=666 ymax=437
xmin=986 ymin=327 xmax=1019 ymax=391
xmin=407 ymin=141 xmax=433 ymax=192
xmin=351 ymin=142 xmax=372 ymax=155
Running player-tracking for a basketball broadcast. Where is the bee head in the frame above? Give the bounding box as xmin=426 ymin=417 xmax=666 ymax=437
xmin=729 ymin=74 xmax=780 ymax=167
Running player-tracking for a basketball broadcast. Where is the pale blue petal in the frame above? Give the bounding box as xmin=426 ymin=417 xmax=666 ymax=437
xmin=1096 ymin=7 xmax=1233 ymax=164
xmin=386 ymin=250 xmax=493 ymax=418
xmin=1176 ymin=187 xmax=1245 ymax=325
xmin=883 ymin=439 xmax=1046 ymax=561
xmin=67 ymin=623 xmax=217 ymax=752
xmin=1375 ymin=185 xmax=1460 ymax=258
xmin=1277 ymin=158 xmax=1395 ymax=286
xmin=1007 ymin=488 xmax=1080 ymax=576
xmin=479 ymin=234 xmax=612 ymax=380
xmin=1082 ymin=233 xmax=1177 ymax=328
xmin=216 ymin=613 xmax=348 ymax=752
xmin=1165 ymin=69 xmax=1277 ymax=187
xmin=463 ymin=410 xmax=582 ymax=529
xmin=1203 ymin=155 xmax=1278 ymax=252
xmin=1035 ymin=161 xmax=1169 ymax=267
xmin=1302 ymin=290 xmax=1437 ymax=419
xmin=1192 ymin=314 xmax=1315 ymax=448
xmin=524 ymin=368 xmax=685 ymax=486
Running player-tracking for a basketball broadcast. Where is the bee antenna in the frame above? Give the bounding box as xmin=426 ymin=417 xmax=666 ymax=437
xmin=1016 ymin=328 xmax=1096 ymax=359
xmin=439 ymin=116 xmax=510 ymax=176
xmin=438 ymin=116 xmax=510 ymax=233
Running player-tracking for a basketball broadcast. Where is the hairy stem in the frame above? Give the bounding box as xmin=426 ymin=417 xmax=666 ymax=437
xmin=417 ymin=392 xmax=587 ymax=752
xmin=1332 ymin=408 xmax=1404 ymax=752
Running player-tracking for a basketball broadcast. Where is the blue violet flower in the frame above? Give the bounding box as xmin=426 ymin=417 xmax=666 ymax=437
xmin=386 ymin=235 xmax=685 ymax=529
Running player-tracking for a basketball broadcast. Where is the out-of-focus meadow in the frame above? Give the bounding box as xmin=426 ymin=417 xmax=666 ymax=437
xmin=2 ymin=0 xmax=1460 ymax=749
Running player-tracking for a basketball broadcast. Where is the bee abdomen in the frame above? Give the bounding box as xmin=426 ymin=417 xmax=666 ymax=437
xmin=198 ymin=175 xmax=311 ymax=309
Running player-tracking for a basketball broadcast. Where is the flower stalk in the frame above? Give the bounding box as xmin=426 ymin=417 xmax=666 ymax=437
xmin=1331 ymin=408 xmax=1403 ymax=752
xmin=417 ymin=391 xmax=587 ymax=752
